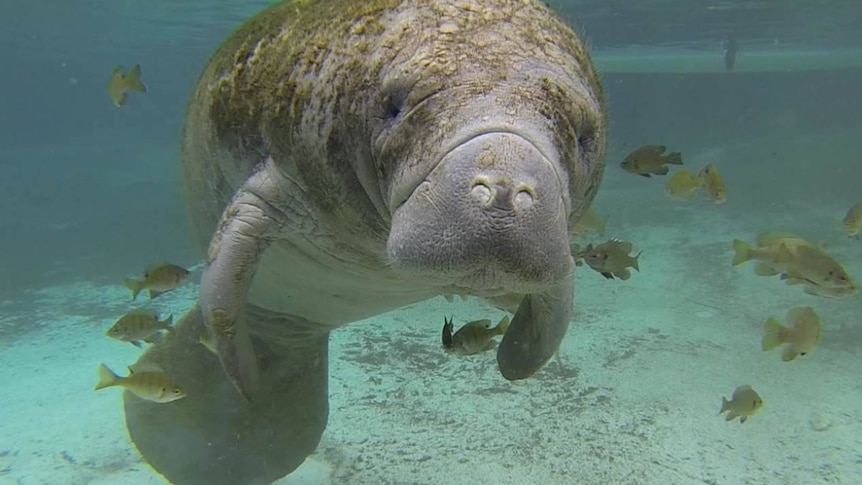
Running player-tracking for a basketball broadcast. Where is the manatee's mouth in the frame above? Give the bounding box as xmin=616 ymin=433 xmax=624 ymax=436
xmin=386 ymin=131 xmax=574 ymax=294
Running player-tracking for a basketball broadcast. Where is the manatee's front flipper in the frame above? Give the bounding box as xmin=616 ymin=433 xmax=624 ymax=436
xmin=124 ymin=305 xmax=329 ymax=485
xmin=201 ymin=157 xmax=309 ymax=400
xmin=496 ymin=271 xmax=574 ymax=380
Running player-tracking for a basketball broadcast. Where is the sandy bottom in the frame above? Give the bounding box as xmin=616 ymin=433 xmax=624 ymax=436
xmin=2 ymin=186 xmax=861 ymax=485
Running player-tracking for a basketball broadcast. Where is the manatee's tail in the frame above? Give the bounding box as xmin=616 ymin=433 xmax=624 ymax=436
xmin=124 ymin=304 xmax=330 ymax=485
xmin=126 ymin=64 xmax=148 ymax=93
xmin=123 ymin=277 xmax=143 ymax=300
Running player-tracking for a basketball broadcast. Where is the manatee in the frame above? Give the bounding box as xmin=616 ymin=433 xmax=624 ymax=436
xmin=123 ymin=0 xmax=607 ymax=483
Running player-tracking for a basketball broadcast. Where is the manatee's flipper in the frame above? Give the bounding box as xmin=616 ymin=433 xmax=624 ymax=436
xmin=124 ymin=304 xmax=329 ymax=485
xmin=200 ymin=157 xmax=310 ymax=400
xmin=496 ymin=272 xmax=574 ymax=380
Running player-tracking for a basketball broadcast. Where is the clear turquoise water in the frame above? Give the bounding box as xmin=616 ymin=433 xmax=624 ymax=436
xmin=1 ymin=1 xmax=861 ymax=484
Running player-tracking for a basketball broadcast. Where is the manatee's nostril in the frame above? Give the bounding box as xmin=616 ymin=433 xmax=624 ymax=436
xmin=514 ymin=188 xmax=534 ymax=209
xmin=471 ymin=179 xmax=493 ymax=205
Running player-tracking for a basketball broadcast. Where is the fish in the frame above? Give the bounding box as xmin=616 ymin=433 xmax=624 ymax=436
xmin=123 ymin=263 xmax=191 ymax=300
xmin=722 ymin=38 xmax=739 ymax=71
xmin=619 ymin=145 xmax=683 ymax=177
xmin=442 ymin=315 xmax=510 ymax=355
xmin=664 ymin=169 xmax=703 ymax=200
xmin=574 ymin=207 xmax=609 ymax=237
xmin=106 ymin=311 xmax=174 ymax=348
xmin=761 ymin=306 xmax=822 ymax=361
xmin=698 ymin=164 xmax=726 ymax=204
xmin=731 ymin=233 xmax=815 ymax=274
xmin=578 ymin=238 xmax=641 ymax=280
xmin=775 ymin=243 xmax=856 ymax=296
xmin=719 ymin=385 xmax=763 ymax=424
xmin=107 ymin=64 xmax=147 ymax=107
xmin=94 ymin=363 xmax=186 ymax=403
xmin=842 ymin=202 xmax=862 ymax=238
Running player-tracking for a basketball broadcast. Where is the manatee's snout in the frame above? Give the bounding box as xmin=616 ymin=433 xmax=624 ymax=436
xmin=388 ymin=132 xmax=572 ymax=290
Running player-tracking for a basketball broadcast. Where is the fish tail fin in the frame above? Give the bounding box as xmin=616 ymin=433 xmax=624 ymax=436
xmin=762 ymin=318 xmax=788 ymax=351
xmin=632 ymin=251 xmax=643 ymax=272
xmin=126 ymin=64 xmax=147 ymax=92
xmin=666 ymin=152 xmax=683 ymax=164
xmin=123 ymin=277 xmax=143 ymax=300
xmin=720 ymin=396 xmax=730 ymax=414
xmin=95 ymin=363 xmax=120 ymax=390
xmin=731 ymin=239 xmax=752 ymax=266
xmin=494 ymin=315 xmax=511 ymax=335
xmin=162 ymin=314 xmax=175 ymax=333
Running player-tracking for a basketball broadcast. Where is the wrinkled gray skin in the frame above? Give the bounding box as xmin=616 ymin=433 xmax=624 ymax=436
xmin=123 ymin=0 xmax=606 ymax=484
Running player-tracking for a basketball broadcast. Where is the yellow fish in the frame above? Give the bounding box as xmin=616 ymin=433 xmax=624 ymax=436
xmin=123 ymin=263 xmax=191 ymax=300
xmin=762 ymin=306 xmax=822 ymax=361
xmin=719 ymin=385 xmax=764 ymax=424
xmin=664 ymin=169 xmax=703 ymax=200
xmin=698 ymin=163 xmax=726 ymax=204
xmin=775 ymin=244 xmax=856 ymax=297
xmin=95 ymin=363 xmax=186 ymax=403
xmin=442 ymin=315 xmax=510 ymax=355
xmin=574 ymin=207 xmax=609 ymax=237
xmin=578 ymin=238 xmax=641 ymax=280
xmin=842 ymin=202 xmax=862 ymax=238
xmin=619 ymin=145 xmax=682 ymax=177
xmin=107 ymin=64 xmax=147 ymax=107
xmin=106 ymin=311 xmax=174 ymax=348
xmin=731 ymin=232 xmax=815 ymax=275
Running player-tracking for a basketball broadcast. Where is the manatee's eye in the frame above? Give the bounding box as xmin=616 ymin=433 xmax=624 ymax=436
xmin=174 ymin=388 xmax=183 ymax=395
xmin=380 ymin=76 xmax=413 ymax=119
xmin=578 ymin=131 xmax=596 ymax=158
